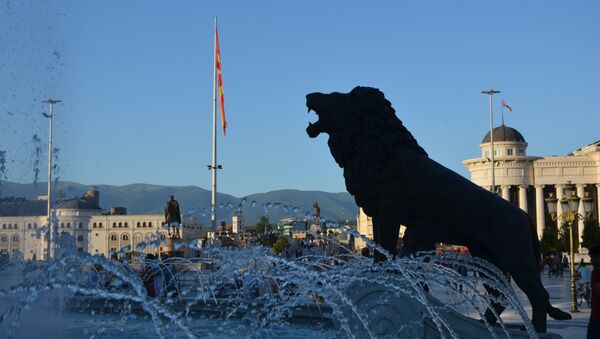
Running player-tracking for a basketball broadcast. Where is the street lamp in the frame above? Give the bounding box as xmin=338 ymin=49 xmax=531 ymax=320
xmin=545 ymin=182 xmax=592 ymax=313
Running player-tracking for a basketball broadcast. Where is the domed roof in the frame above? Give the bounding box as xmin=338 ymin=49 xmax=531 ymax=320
xmin=482 ymin=124 xmax=525 ymax=143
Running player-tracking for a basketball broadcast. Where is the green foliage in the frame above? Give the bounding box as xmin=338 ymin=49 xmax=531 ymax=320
xmin=558 ymin=222 xmax=580 ymax=252
xmin=272 ymin=236 xmax=289 ymax=255
xmin=540 ymin=226 xmax=562 ymax=255
xmin=254 ymin=216 xmax=272 ymax=235
xmin=581 ymin=219 xmax=600 ymax=250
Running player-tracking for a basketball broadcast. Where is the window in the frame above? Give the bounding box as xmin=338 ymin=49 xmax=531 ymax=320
xmin=507 ymin=148 xmax=513 ymax=156
xmin=113 ymin=222 xmax=117 ymax=228
xmin=110 ymin=234 xmax=118 ymax=241
xmin=78 ymin=222 xmax=83 ymax=229
xmin=77 ymin=235 xmax=84 ymax=242
xmin=0 ymin=235 xmax=7 ymax=242
xmin=142 ymin=222 xmax=146 ymax=227
xmin=518 ymin=149 xmax=524 ymax=155
xmin=148 ymin=222 xmax=152 ymax=227
xmin=33 ymin=223 xmax=37 ymax=229
xmin=60 ymin=223 xmax=64 ymax=228
xmin=11 ymin=235 xmax=19 ymax=242
xmin=13 ymin=224 xmax=17 ymax=229
xmin=99 ymin=222 xmax=103 ymax=228
xmin=67 ymin=222 xmax=71 ymax=228
xmin=494 ymin=149 xmax=499 ymax=156
xmin=8 ymin=224 xmax=12 ymax=229
xmin=137 ymin=222 xmax=141 ymax=228
xmin=122 ymin=234 xmax=129 ymax=241
xmin=93 ymin=222 xmax=97 ymax=228
xmin=77 ymin=247 xmax=83 ymax=253
xmin=118 ymin=222 xmax=122 ymax=228
xmin=27 ymin=223 xmax=32 ymax=229
xmin=124 ymin=222 xmax=128 ymax=227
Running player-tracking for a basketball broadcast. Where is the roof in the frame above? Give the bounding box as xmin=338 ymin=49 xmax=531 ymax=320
xmin=482 ymin=124 xmax=526 ymax=143
xmin=56 ymin=197 xmax=102 ymax=210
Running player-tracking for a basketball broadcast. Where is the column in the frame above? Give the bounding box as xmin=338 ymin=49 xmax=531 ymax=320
xmin=501 ymin=185 xmax=510 ymax=201
xmin=577 ymin=184 xmax=585 ymax=251
xmin=556 ymin=184 xmax=564 ymax=224
xmin=597 ymin=184 xmax=600 ymax=222
xmin=518 ymin=185 xmax=528 ymax=213
xmin=535 ymin=185 xmax=545 ymax=240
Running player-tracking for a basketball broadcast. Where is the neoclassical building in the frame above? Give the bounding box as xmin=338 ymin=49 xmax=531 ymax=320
xmin=354 ymin=124 xmax=600 ymax=252
xmin=0 ymin=188 xmax=203 ymax=260
xmin=463 ymin=124 xmax=600 ymax=247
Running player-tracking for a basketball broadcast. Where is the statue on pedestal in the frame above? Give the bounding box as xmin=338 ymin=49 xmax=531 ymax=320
xmin=164 ymin=195 xmax=181 ymax=238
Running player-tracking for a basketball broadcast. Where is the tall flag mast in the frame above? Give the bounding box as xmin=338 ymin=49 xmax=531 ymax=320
xmin=209 ymin=17 xmax=227 ymax=234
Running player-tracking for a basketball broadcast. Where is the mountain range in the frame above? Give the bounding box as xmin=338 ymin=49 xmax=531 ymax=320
xmin=0 ymin=181 xmax=358 ymax=225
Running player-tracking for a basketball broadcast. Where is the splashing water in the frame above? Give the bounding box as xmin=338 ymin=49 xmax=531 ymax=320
xmin=0 ymin=220 xmax=538 ymax=338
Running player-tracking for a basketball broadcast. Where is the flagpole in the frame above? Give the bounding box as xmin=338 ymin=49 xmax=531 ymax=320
xmin=481 ymin=89 xmax=500 ymax=194
xmin=211 ymin=16 xmax=218 ymax=235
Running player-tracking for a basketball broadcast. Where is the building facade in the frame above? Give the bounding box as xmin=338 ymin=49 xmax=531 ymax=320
xmin=463 ymin=124 xmax=600 ymax=249
xmin=0 ymin=188 xmax=202 ymax=260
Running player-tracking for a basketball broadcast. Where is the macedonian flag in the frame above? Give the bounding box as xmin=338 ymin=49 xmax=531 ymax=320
xmin=215 ymin=27 xmax=227 ymax=135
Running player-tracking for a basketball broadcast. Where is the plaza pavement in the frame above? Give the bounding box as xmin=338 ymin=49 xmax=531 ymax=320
xmin=501 ymin=271 xmax=590 ymax=338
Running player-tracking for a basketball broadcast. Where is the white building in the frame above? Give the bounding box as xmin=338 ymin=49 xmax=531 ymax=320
xmin=464 ymin=124 xmax=600 ymax=249
xmin=355 ymin=124 xmax=600 ymax=252
xmin=0 ymin=188 xmax=203 ymax=260
xmin=232 ymin=210 xmax=243 ymax=234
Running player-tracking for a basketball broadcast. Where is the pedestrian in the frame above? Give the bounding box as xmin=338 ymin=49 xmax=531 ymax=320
xmin=563 ymin=254 xmax=569 ymax=271
xmin=140 ymin=254 xmax=157 ymax=297
xmin=586 ymin=245 xmax=600 ymax=338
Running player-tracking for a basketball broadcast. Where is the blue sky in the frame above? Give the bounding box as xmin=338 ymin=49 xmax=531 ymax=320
xmin=1 ymin=1 xmax=599 ymax=197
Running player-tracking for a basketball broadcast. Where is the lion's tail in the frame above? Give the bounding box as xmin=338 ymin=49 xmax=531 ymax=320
xmin=527 ymin=214 xmax=542 ymax=267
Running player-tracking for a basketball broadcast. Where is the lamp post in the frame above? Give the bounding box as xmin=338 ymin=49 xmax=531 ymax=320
xmin=545 ymin=182 xmax=592 ymax=313
xmin=41 ymin=99 xmax=61 ymax=260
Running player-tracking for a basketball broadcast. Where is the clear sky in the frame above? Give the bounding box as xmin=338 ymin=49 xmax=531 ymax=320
xmin=1 ymin=0 xmax=599 ymax=197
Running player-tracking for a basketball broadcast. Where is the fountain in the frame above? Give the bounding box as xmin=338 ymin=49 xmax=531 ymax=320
xmin=0 ymin=200 xmax=563 ymax=339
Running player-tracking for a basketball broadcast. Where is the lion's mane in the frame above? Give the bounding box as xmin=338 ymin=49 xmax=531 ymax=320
xmin=328 ymin=87 xmax=427 ymax=216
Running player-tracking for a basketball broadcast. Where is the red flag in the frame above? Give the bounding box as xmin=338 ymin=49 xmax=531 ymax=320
xmin=215 ymin=28 xmax=227 ymax=135
xmin=502 ymin=100 xmax=513 ymax=112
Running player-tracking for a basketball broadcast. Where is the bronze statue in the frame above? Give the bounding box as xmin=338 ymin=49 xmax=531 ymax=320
xmin=305 ymin=86 xmax=570 ymax=333
xmin=164 ymin=195 xmax=181 ymax=238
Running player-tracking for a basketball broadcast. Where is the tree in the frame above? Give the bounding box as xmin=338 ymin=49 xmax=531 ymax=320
xmin=272 ymin=236 xmax=289 ymax=255
xmin=254 ymin=216 xmax=271 ymax=235
xmin=558 ymin=222 xmax=580 ymax=252
xmin=581 ymin=219 xmax=600 ymax=250
xmin=253 ymin=216 xmax=277 ymax=247
xmin=540 ymin=226 xmax=562 ymax=255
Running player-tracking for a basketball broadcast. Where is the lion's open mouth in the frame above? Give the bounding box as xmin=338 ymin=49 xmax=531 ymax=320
xmin=306 ymin=95 xmax=323 ymax=138
xmin=306 ymin=107 xmax=322 ymax=138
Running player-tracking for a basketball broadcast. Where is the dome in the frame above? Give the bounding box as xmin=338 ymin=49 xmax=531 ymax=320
xmin=482 ymin=125 xmax=525 ymax=143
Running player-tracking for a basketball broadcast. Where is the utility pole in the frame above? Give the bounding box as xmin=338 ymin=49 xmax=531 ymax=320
xmin=481 ymin=90 xmax=500 ymax=194
xmin=42 ymin=99 xmax=61 ymax=260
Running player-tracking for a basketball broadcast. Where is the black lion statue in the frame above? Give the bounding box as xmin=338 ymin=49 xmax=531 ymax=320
xmin=305 ymin=86 xmax=570 ymax=333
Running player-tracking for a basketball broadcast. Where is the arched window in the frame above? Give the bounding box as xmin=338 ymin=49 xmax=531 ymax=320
xmin=110 ymin=234 xmax=118 ymax=241
xmin=1 ymin=224 xmax=5 ymax=229
xmin=8 ymin=224 xmax=12 ymax=229
xmin=0 ymin=235 xmax=7 ymax=242
xmin=27 ymin=223 xmax=32 ymax=229
xmin=142 ymin=222 xmax=147 ymax=227
xmin=67 ymin=222 xmax=71 ymax=228
xmin=118 ymin=222 xmax=122 ymax=228
xmin=93 ymin=222 xmax=97 ymax=228
xmin=124 ymin=222 xmax=128 ymax=227
xmin=137 ymin=222 xmax=141 ymax=228
xmin=113 ymin=222 xmax=117 ymax=228
xmin=34 ymin=223 xmax=37 ymax=229
xmin=78 ymin=222 xmax=83 ymax=229
xmin=11 ymin=235 xmax=19 ymax=242
xmin=99 ymin=222 xmax=103 ymax=228
xmin=60 ymin=223 xmax=64 ymax=228
xmin=122 ymin=234 xmax=129 ymax=241
xmin=148 ymin=222 xmax=153 ymax=227
xmin=77 ymin=235 xmax=84 ymax=242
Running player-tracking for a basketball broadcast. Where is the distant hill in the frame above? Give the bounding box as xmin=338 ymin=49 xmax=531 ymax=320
xmin=0 ymin=181 xmax=358 ymax=225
